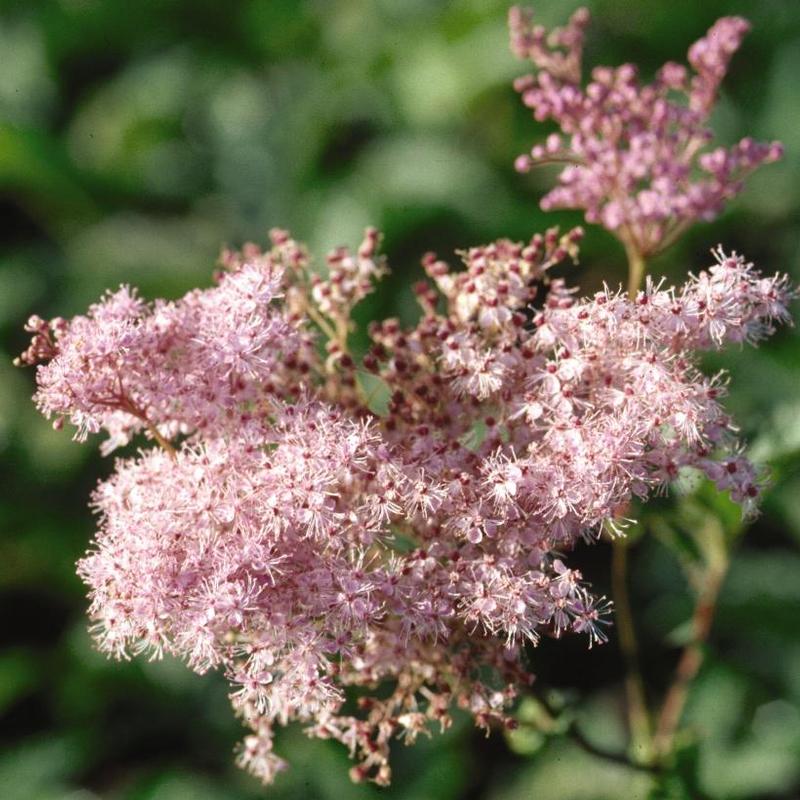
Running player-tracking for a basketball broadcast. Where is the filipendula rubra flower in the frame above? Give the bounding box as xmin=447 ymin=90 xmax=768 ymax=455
xmin=17 ymin=8 xmax=794 ymax=788
xmin=510 ymin=7 xmax=783 ymax=261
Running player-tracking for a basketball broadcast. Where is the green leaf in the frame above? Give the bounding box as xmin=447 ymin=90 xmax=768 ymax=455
xmin=491 ymin=740 xmax=655 ymax=800
xmin=0 ymin=649 xmax=40 ymax=714
xmin=0 ymin=124 xmax=96 ymax=233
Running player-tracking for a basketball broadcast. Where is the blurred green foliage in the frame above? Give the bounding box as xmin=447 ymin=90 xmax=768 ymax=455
xmin=1 ymin=0 xmax=799 ymax=798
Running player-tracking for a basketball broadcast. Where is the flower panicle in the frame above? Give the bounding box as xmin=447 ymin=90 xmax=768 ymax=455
xmin=15 ymin=5 xmax=794 ymax=788
xmin=510 ymin=6 xmax=783 ymax=258
xmin=19 ymin=225 xmax=794 ymax=784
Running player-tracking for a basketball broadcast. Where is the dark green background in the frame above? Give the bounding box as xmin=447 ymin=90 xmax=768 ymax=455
xmin=1 ymin=1 xmax=799 ymax=798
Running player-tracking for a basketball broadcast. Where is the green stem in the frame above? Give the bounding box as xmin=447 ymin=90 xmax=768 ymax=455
xmin=611 ymin=537 xmax=652 ymax=762
xmin=652 ymin=556 xmax=728 ymax=761
xmin=609 ymin=241 xmax=653 ymax=761
xmin=625 ymin=244 xmax=647 ymax=299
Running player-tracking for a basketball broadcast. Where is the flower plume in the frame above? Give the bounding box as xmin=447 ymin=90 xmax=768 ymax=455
xmin=510 ymin=7 xmax=783 ymax=258
xmin=17 ymin=6 xmax=793 ymax=788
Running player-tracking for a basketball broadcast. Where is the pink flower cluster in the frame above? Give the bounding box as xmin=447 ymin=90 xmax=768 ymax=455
xmin=17 ymin=6 xmax=793 ymax=788
xmin=20 ymin=228 xmax=792 ymax=784
xmin=510 ymin=7 xmax=783 ymax=257
xmin=18 ymin=263 xmax=306 ymax=454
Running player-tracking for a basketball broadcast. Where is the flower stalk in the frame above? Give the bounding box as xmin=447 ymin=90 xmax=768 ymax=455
xmin=653 ymin=557 xmax=727 ymax=761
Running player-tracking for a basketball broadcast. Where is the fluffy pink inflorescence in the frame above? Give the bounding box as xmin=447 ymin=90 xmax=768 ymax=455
xmin=509 ymin=7 xmax=783 ymax=257
xmin=19 ymin=260 xmax=305 ymax=454
xmin=20 ymin=227 xmax=793 ymax=784
xmin=17 ymin=7 xmax=793 ymax=789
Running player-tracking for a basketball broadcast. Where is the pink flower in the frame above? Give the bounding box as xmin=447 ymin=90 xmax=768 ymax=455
xmin=16 ymin=8 xmax=794 ymax=788
xmin=510 ymin=7 xmax=783 ymax=257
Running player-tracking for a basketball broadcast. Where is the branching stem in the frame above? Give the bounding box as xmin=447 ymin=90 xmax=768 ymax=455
xmin=610 ymin=241 xmax=730 ymax=769
xmin=117 ymin=392 xmax=177 ymax=460
xmin=652 ymin=558 xmax=727 ymax=761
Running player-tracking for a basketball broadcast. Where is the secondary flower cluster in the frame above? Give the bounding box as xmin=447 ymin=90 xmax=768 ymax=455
xmin=21 ymin=226 xmax=792 ymax=784
xmin=510 ymin=7 xmax=783 ymax=257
